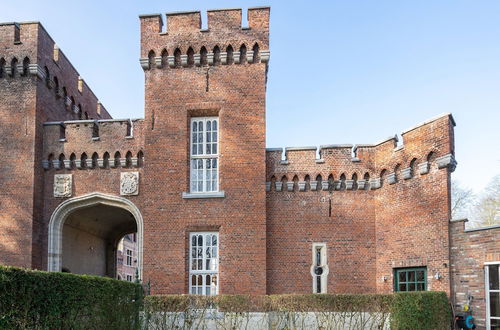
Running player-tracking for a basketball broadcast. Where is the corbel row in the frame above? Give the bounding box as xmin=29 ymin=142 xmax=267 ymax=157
xmin=42 ymin=157 xmax=142 ymax=170
xmin=140 ymin=50 xmax=270 ymax=70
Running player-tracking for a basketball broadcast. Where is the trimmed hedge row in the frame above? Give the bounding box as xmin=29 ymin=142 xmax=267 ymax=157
xmin=0 ymin=265 xmax=142 ymax=330
xmin=145 ymin=291 xmax=451 ymax=330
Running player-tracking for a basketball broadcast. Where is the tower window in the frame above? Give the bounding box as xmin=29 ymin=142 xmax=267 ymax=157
xmin=189 ymin=232 xmax=219 ymax=295
xmin=190 ymin=117 xmax=219 ymax=193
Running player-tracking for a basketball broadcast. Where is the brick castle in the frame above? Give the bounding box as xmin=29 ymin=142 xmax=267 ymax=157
xmin=0 ymin=7 xmax=498 ymax=329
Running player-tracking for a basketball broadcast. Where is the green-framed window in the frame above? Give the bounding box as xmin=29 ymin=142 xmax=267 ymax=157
xmin=394 ymin=267 xmax=427 ymax=292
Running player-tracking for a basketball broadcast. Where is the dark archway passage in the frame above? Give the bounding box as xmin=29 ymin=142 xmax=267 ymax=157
xmin=61 ymin=204 xmax=136 ymax=277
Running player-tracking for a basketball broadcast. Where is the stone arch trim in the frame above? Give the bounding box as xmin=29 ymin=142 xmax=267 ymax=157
xmin=48 ymin=192 xmax=144 ymax=279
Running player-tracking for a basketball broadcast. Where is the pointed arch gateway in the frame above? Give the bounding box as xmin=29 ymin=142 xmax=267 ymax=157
xmin=48 ymin=192 xmax=144 ymax=279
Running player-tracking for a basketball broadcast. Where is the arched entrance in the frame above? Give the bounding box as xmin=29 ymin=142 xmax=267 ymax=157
xmin=48 ymin=192 xmax=143 ymax=279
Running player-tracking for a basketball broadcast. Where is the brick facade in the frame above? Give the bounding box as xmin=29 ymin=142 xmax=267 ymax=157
xmin=450 ymin=220 xmax=500 ymax=329
xmin=0 ymin=7 xmax=497 ymax=328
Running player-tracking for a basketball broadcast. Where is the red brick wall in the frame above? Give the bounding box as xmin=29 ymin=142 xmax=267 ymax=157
xmin=374 ymin=115 xmax=455 ymax=294
xmin=266 ymin=114 xmax=456 ymax=294
xmin=450 ymin=220 xmax=500 ymax=329
xmin=0 ymin=21 xmax=111 ymax=269
xmin=139 ymin=8 xmax=270 ymax=295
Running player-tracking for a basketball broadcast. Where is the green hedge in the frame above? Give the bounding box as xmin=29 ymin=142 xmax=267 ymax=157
xmin=0 ymin=265 xmax=143 ymax=330
xmin=145 ymin=291 xmax=451 ymax=330
xmin=390 ymin=291 xmax=452 ymax=330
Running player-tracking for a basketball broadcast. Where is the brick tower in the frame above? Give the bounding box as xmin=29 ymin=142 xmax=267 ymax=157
xmin=139 ymin=8 xmax=270 ymax=294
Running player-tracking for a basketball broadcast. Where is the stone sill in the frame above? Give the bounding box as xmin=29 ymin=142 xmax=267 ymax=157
xmin=182 ymin=191 xmax=225 ymax=199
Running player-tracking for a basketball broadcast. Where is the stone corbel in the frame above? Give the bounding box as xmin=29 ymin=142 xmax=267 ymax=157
xmin=246 ymin=50 xmax=254 ymax=63
xmin=334 ymin=180 xmax=342 ymax=190
xmin=85 ymin=159 xmax=93 ymax=168
xmin=29 ymin=64 xmax=45 ymax=79
xmin=131 ymin=157 xmax=138 ymax=167
xmin=42 ymin=160 xmax=50 ymax=170
xmin=75 ymin=160 xmax=83 ymax=169
xmin=436 ymin=154 xmax=457 ymax=172
xmin=120 ymin=158 xmax=127 ymax=167
xmin=286 ymin=181 xmax=294 ymax=192
xmin=167 ymin=56 xmax=175 ymax=68
xmin=154 ymin=56 xmax=162 ymax=69
xmin=419 ymin=162 xmax=430 ymax=175
xmin=63 ymin=160 xmax=71 ymax=170
xmin=180 ymin=55 xmax=188 ymax=67
xmin=345 ymin=180 xmax=354 ymax=190
xmin=139 ymin=58 xmax=149 ymax=70
xmin=275 ymin=181 xmax=283 ymax=192
xmin=207 ymin=53 xmax=214 ymax=65
xmin=233 ymin=51 xmax=241 ymax=64
xmin=16 ymin=64 xmax=24 ymax=75
xmin=310 ymin=180 xmax=318 ymax=191
xmin=97 ymin=159 xmax=105 ymax=168
xmin=370 ymin=178 xmax=381 ymax=190
xmin=298 ymin=181 xmax=306 ymax=191
xmin=194 ymin=54 xmax=201 ymax=66
xmin=401 ymin=168 xmax=412 ymax=180
xmin=357 ymin=180 xmax=367 ymax=190
xmin=321 ymin=181 xmax=329 ymax=191
xmin=220 ymin=52 xmax=228 ymax=65
xmin=4 ymin=65 xmax=12 ymax=77
xmin=260 ymin=50 xmax=270 ymax=63
xmin=387 ymin=173 xmax=397 ymax=185
xmin=265 ymin=182 xmax=271 ymax=192
xmin=52 ymin=160 xmax=61 ymax=170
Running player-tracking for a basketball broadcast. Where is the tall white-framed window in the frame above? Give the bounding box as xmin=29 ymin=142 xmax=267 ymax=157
xmin=126 ymin=249 xmax=133 ymax=266
xmin=486 ymin=262 xmax=500 ymax=329
xmin=189 ymin=232 xmax=219 ymax=295
xmin=310 ymin=243 xmax=329 ymax=293
xmin=190 ymin=117 xmax=219 ymax=193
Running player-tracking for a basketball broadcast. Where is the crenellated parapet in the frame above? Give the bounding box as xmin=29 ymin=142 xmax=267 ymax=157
xmin=139 ymin=7 xmax=270 ymax=70
xmin=42 ymin=119 xmax=145 ymax=170
xmin=0 ymin=22 xmax=110 ymax=121
xmin=265 ymin=113 xmax=456 ymax=192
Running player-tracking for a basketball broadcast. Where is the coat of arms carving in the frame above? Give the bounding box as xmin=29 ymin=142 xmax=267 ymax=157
xmin=53 ymin=174 xmax=72 ymax=198
xmin=120 ymin=172 xmax=139 ymax=196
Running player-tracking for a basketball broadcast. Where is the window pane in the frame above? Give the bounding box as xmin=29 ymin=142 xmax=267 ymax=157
xmin=491 ymin=292 xmax=500 ymax=317
xmin=417 ymin=283 xmax=425 ymax=291
xmin=408 ymin=283 xmax=416 ymax=291
xmin=408 ymin=271 xmax=415 ymax=282
xmin=399 ymin=284 xmax=407 ymax=291
xmin=490 ymin=265 xmax=499 ymax=290
xmin=398 ymin=271 xmax=406 ymax=283
xmin=207 ymin=121 xmax=211 ymax=131
xmin=213 ymin=120 xmax=217 ymax=131
xmin=212 ymin=235 xmax=217 ymax=246
xmin=416 ymin=271 xmax=425 ymax=282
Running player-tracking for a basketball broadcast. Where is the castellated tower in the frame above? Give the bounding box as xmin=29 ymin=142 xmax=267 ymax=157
xmin=139 ymin=8 xmax=270 ymax=294
xmin=0 ymin=22 xmax=109 ymax=270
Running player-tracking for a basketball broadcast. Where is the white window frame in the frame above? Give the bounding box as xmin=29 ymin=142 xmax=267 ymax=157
xmin=189 ymin=232 xmax=219 ymax=295
xmin=189 ymin=117 xmax=219 ymax=193
xmin=310 ymin=243 xmax=329 ymax=293
xmin=126 ymin=248 xmax=133 ymax=266
xmin=486 ymin=262 xmax=500 ymax=329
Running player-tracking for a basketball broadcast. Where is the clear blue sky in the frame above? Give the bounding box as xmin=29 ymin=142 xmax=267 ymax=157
xmin=2 ymin=0 xmax=499 ymax=193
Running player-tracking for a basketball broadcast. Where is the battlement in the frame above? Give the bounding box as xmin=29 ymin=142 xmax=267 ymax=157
xmin=265 ymin=113 xmax=456 ymax=192
xmin=0 ymin=22 xmax=111 ymax=121
xmin=42 ymin=119 xmax=145 ymax=171
xmin=139 ymin=7 xmax=270 ymax=70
